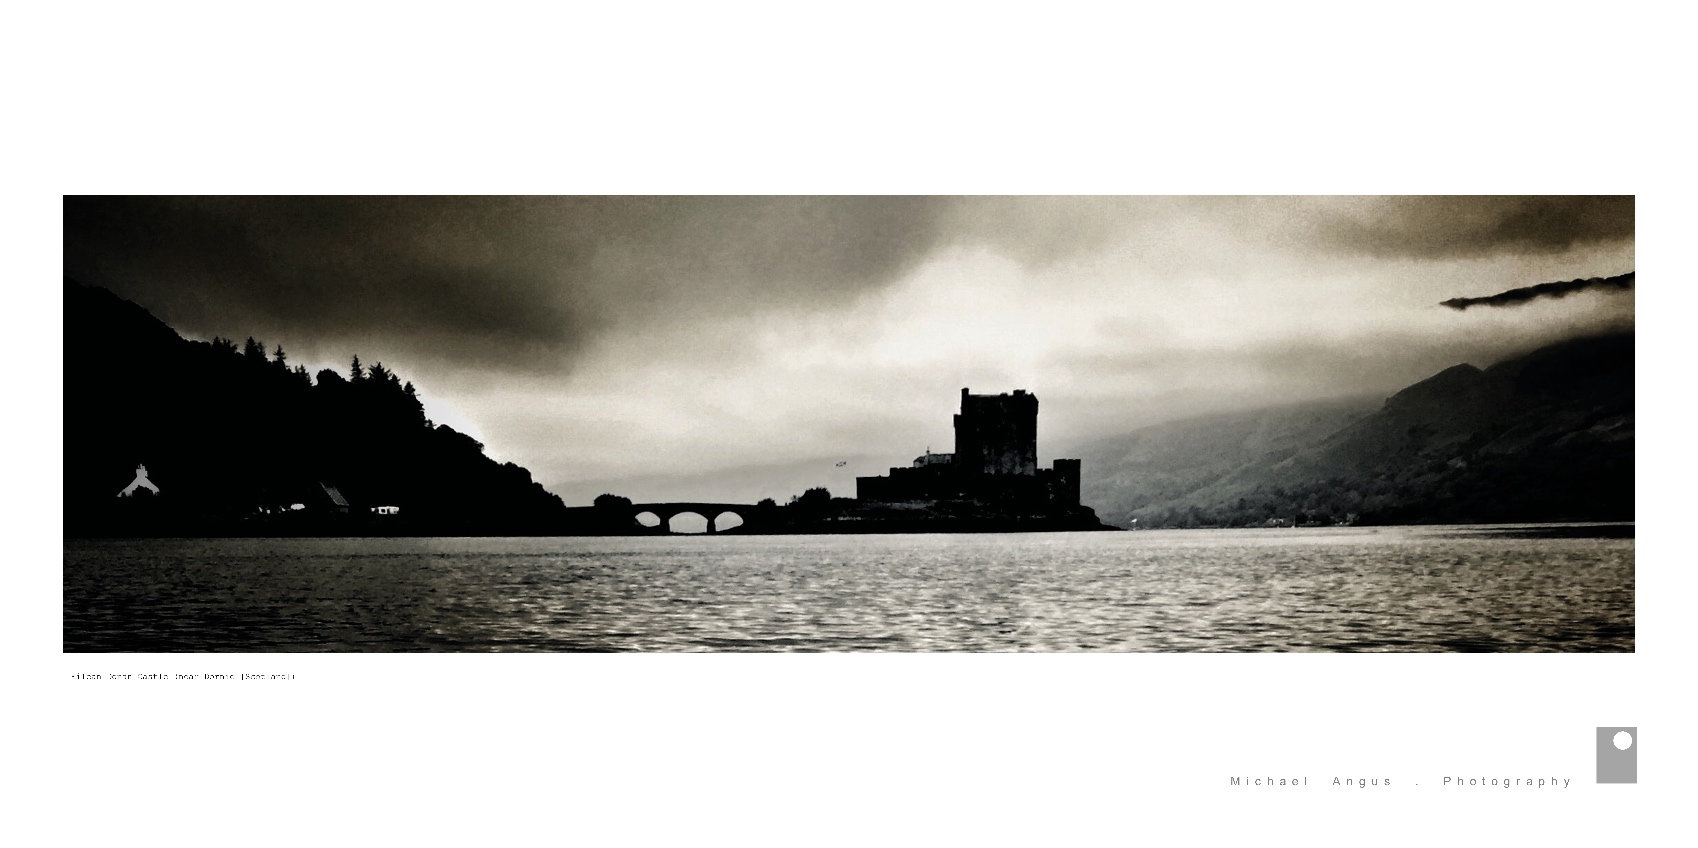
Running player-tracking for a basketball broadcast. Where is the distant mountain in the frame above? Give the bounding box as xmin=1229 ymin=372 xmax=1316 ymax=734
xmin=64 ymin=279 xmax=570 ymax=535
xmin=1073 ymin=332 xmax=1633 ymax=527
xmin=1069 ymin=397 xmax=1381 ymax=527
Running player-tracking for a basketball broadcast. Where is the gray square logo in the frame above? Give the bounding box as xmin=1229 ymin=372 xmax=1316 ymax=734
xmin=1597 ymin=727 xmax=1637 ymax=784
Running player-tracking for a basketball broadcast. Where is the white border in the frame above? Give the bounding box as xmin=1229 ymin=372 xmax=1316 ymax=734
xmin=16 ymin=3 xmax=1689 ymax=843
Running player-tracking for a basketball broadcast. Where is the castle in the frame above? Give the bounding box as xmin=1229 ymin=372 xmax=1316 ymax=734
xmin=856 ymin=388 xmax=1081 ymax=508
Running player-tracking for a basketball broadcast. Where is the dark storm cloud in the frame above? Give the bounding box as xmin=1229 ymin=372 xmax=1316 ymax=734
xmin=1313 ymin=196 xmax=1634 ymax=259
xmin=63 ymin=196 xmax=594 ymax=365
xmin=62 ymin=196 xmax=952 ymax=369
xmin=573 ymin=196 xmax=951 ymax=308
xmin=1440 ymin=272 xmax=1635 ymax=310
xmin=63 ymin=195 xmax=1637 ymax=379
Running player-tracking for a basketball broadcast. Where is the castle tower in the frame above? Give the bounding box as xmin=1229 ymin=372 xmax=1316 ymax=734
xmin=953 ymin=388 xmax=1038 ymax=476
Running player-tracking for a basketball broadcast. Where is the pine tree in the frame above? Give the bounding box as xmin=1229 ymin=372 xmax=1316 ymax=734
xmin=350 ymin=355 xmax=365 ymax=381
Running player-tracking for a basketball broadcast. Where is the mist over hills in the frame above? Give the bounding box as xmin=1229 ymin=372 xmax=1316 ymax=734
xmin=1073 ymin=331 xmax=1632 ymax=528
xmin=1067 ymin=397 xmax=1383 ymax=526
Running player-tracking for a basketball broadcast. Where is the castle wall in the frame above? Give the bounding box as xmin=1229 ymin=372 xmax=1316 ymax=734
xmin=1053 ymin=458 xmax=1081 ymax=507
xmin=856 ymin=464 xmax=957 ymax=502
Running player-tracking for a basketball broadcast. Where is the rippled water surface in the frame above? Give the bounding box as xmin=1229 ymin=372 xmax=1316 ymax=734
xmin=63 ymin=526 xmax=1634 ymax=652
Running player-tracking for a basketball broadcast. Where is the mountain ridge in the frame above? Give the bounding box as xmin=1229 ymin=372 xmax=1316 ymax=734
xmin=1072 ymin=331 xmax=1632 ymax=527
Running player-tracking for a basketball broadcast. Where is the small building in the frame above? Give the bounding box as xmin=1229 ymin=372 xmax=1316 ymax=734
xmin=372 ymin=505 xmax=400 ymax=516
xmin=319 ymin=483 xmax=350 ymax=514
xmin=118 ymin=464 xmax=160 ymax=498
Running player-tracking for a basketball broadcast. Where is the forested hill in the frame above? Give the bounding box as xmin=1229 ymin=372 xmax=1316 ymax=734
xmin=64 ymin=279 xmax=569 ymax=535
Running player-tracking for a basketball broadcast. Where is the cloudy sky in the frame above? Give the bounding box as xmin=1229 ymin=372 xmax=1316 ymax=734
xmin=63 ymin=196 xmax=1634 ymax=504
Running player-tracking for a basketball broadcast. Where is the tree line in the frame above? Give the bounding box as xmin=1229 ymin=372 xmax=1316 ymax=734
xmin=65 ymin=280 xmax=567 ymax=535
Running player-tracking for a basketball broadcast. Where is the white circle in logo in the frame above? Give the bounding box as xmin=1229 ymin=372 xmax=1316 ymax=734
xmin=1613 ymin=731 xmax=1633 ymax=750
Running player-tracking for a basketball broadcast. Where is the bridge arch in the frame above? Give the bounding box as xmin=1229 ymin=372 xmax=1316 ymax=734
xmin=667 ymin=512 xmax=710 ymax=534
xmin=626 ymin=502 xmax=762 ymax=535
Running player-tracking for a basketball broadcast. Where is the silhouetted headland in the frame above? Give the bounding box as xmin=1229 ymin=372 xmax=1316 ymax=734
xmin=65 ymin=279 xmax=569 ymax=538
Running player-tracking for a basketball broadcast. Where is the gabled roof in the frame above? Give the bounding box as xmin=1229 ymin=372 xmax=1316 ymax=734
xmin=118 ymin=465 xmax=160 ymax=497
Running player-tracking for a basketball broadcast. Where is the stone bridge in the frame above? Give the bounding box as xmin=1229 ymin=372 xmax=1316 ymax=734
xmin=629 ymin=502 xmax=764 ymax=534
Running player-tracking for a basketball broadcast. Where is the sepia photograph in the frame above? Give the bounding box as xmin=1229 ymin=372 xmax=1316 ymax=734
xmin=23 ymin=4 xmax=1687 ymax=845
xmin=62 ymin=195 xmax=1634 ymax=652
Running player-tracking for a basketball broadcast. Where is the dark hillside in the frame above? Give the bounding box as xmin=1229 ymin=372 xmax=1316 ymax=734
xmin=64 ymin=279 xmax=569 ymax=535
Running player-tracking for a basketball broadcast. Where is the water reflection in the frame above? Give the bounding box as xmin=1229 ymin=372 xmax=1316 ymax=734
xmin=64 ymin=526 xmax=1634 ymax=652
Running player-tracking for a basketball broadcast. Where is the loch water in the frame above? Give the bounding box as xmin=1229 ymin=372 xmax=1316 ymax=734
xmin=63 ymin=525 xmax=1634 ymax=652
